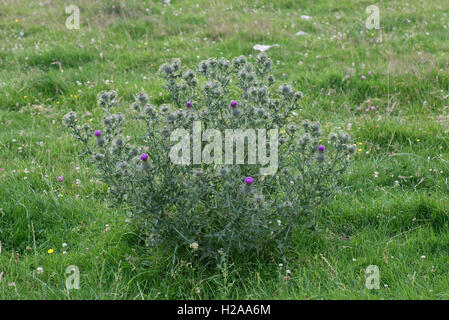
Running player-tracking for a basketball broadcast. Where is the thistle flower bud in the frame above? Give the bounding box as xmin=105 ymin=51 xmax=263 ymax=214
xmin=131 ymin=102 xmax=140 ymax=111
xmin=200 ymin=110 xmax=209 ymax=118
xmin=109 ymin=91 xmax=117 ymax=100
xmin=96 ymin=136 xmax=105 ymax=146
xmin=194 ymin=168 xmax=204 ymax=176
xmin=279 ymin=84 xmax=293 ymax=96
xmin=231 ymin=108 xmax=241 ymax=117
xmin=94 ymin=130 xmax=102 ymax=137
xmin=129 ymin=147 xmax=139 ymax=157
xmin=339 ymin=131 xmax=350 ymax=143
xmin=200 ymin=61 xmax=208 ymax=71
xmin=159 ymin=63 xmax=173 ymax=75
xmin=182 ymin=69 xmax=195 ymax=80
xmin=302 ymin=120 xmax=310 ymax=130
xmin=114 ymin=113 xmax=124 ymax=122
xmin=167 ymin=112 xmax=176 ymax=122
xmin=329 ymin=133 xmax=338 ymax=142
xmin=112 ymin=137 xmax=124 ymax=148
xmin=62 ymin=111 xmax=77 ymax=126
xmin=100 ymin=92 xmax=109 ymax=101
xmin=317 ymin=145 xmax=326 ymax=153
xmin=311 ymin=122 xmax=321 ymax=132
xmin=93 ymin=153 xmax=104 ymax=161
xmin=218 ymin=167 xmax=229 ymax=177
xmin=348 ymin=145 xmax=356 ymax=153
xmin=141 ymin=160 xmax=151 ymax=171
xmin=160 ymin=104 xmax=170 ymax=113
xmin=186 ymin=101 xmax=193 ymax=108
xmin=176 ymin=110 xmax=185 ymax=119
xmin=117 ymin=161 xmax=128 ymax=171
xmin=103 ymin=116 xmax=112 ymax=125
xmin=254 ymin=194 xmax=264 ymax=203
xmin=294 ymin=91 xmax=303 ymax=100
xmin=317 ymin=153 xmax=325 ymax=162
xmin=301 ymin=134 xmax=311 ymax=144
xmin=218 ymin=57 xmax=230 ymax=70
xmin=162 ymin=126 xmax=170 ymax=136
xmin=144 ymin=105 xmax=156 ymax=116
xmin=256 ymin=108 xmax=265 ymax=117
xmin=187 ymin=112 xmax=196 ymax=121
xmin=172 ymin=60 xmax=181 ymax=71
xmin=287 ymin=124 xmax=298 ymax=133
xmin=98 ymin=99 xmax=106 ymax=107
xmin=267 ymin=75 xmax=274 ymax=86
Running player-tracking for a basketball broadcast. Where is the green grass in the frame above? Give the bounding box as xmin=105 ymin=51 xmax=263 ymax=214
xmin=1 ymin=0 xmax=449 ymax=299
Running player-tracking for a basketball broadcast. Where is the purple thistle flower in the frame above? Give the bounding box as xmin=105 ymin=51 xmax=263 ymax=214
xmin=371 ymin=106 xmax=376 ymax=110
xmin=317 ymin=145 xmax=325 ymax=153
xmin=244 ymin=176 xmax=254 ymax=185
xmin=94 ymin=130 xmax=102 ymax=137
xmin=345 ymin=74 xmax=350 ymax=80
xmin=368 ymin=71 xmax=372 ymax=76
xmin=230 ymin=100 xmax=238 ymax=108
xmin=361 ymin=75 xmax=366 ymax=80
xmin=140 ymin=153 xmax=149 ymax=161
xmin=186 ymin=101 xmax=192 ymax=108
xmin=365 ymin=108 xmax=370 ymax=112
xmin=57 ymin=176 xmax=63 ymax=182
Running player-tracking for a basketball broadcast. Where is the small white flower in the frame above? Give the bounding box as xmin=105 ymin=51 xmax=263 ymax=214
xmin=190 ymin=242 xmax=199 ymax=250
xmin=295 ymin=31 xmax=308 ymax=36
xmin=253 ymin=44 xmax=280 ymax=52
xmin=36 ymin=267 xmax=44 ymax=274
xmin=421 ymin=255 xmax=426 ymax=259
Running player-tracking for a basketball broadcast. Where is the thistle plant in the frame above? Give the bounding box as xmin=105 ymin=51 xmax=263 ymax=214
xmin=63 ymin=53 xmax=354 ymax=261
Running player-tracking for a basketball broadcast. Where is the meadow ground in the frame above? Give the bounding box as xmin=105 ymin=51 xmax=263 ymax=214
xmin=1 ymin=0 xmax=449 ymax=299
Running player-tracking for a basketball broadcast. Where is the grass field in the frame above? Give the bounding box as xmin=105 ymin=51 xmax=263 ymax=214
xmin=1 ymin=0 xmax=449 ymax=299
